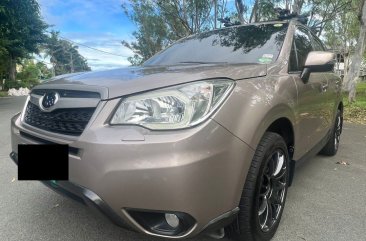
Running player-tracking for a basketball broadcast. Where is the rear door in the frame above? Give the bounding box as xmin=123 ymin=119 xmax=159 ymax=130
xmin=310 ymin=32 xmax=341 ymax=127
xmin=289 ymin=27 xmax=329 ymax=153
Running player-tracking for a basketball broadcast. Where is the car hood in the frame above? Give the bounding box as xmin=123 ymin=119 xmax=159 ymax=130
xmin=36 ymin=63 xmax=267 ymax=99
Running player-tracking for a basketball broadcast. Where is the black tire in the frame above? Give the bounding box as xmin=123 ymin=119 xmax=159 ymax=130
xmin=227 ymin=132 xmax=289 ymax=241
xmin=319 ymin=109 xmax=343 ymax=156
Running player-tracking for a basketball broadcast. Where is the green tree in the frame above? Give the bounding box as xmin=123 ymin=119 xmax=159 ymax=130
xmin=4 ymin=59 xmax=52 ymax=89
xmin=308 ymin=0 xmax=356 ymax=37
xmin=122 ymin=0 xmax=366 ymax=74
xmin=16 ymin=60 xmax=41 ymax=88
xmin=44 ymin=31 xmax=91 ymax=76
xmin=345 ymin=0 xmax=366 ymax=102
xmin=236 ymin=0 xmax=288 ymax=24
xmin=36 ymin=62 xmax=52 ymax=80
xmin=122 ymin=0 xmax=213 ymax=65
xmin=0 ymin=0 xmax=48 ymax=83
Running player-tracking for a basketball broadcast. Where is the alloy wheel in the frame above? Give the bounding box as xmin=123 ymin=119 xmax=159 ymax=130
xmin=334 ymin=115 xmax=342 ymax=151
xmin=258 ymin=150 xmax=287 ymax=232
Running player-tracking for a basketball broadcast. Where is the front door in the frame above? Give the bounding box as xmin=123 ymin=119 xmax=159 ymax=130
xmin=289 ymin=27 xmax=329 ymax=153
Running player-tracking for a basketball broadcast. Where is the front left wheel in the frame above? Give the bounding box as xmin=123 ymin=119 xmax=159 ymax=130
xmin=227 ymin=132 xmax=289 ymax=241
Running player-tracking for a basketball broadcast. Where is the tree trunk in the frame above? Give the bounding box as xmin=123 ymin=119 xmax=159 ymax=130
xmin=292 ymin=0 xmax=304 ymax=14
xmin=195 ymin=1 xmax=199 ymax=32
xmin=214 ymin=0 xmax=217 ymax=29
xmin=235 ymin=0 xmax=245 ymax=24
xmin=249 ymin=0 xmax=258 ymax=23
xmin=344 ymin=0 xmax=366 ymax=102
xmin=8 ymin=54 xmax=16 ymax=82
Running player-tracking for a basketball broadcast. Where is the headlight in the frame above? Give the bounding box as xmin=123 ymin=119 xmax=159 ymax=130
xmin=110 ymin=79 xmax=234 ymax=130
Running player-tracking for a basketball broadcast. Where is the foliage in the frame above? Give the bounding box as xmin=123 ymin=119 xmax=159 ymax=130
xmin=2 ymin=60 xmax=52 ymax=89
xmin=36 ymin=62 xmax=53 ymax=80
xmin=308 ymin=0 xmax=360 ymax=38
xmin=122 ymin=0 xmax=336 ymax=65
xmin=3 ymin=59 xmax=52 ymax=90
xmin=0 ymin=52 xmax=9 ymax=79
xmin=16 ymin=61 xmax=41 ymax=88
xmin=0 ymin=0 xmax=48 ymax=81
xmin=4 ymin=80 xmax=23 ymax=89
xmin=122 ymin=0 xmax=366 ymax=65
xmin=0 ymin=0 xmax=90 ymax=89
xmin=351 ymin=81 xmax=366 ymax=107
xmin=121 ymin=1 xmax=169 ymax=65
xmin=248 ymin=0 xmax=285 ymax=23
xmin=44 ymin=31 xmax=91 ymax=76
xmin=343 ymin=81 xmax=366 ymax=123
xmin=16 ymin=60 xmax=53 ymax=88
xmin=122 ymin=0 xmax=213 ymax=65
xmin=0 ymin=91 xmax=8 ymax=97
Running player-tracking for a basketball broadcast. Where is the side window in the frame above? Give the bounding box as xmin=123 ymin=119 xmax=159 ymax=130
xmin=311 ymin=34 xmax=325 ymax=51
xmin=289 ymin=40 xmax=299 ymax=71
xmin=289 ymin=28 xmax=313 ymax=72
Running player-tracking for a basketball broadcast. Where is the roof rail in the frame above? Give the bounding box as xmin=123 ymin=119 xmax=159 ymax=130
xmin=218 ymin=17 xmax=241 ymax=27
xmin=217 ymin=8 xmax=309 ymax=28
xmin=274 ymin=8 xmax=308 ymax=25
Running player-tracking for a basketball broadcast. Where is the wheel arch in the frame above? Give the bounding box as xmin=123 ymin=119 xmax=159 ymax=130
xmin=265 ymin=117 xmax=296 ymax=186
xmin=266 ymin=118 xmax=295 ymax=158
xmin=250 ymin=106 xmax=297 ymax=186
xmin=250 ymin=104 xmax=297 ymax=157
xmin=338 ymin=101 xmax=344 ymax=113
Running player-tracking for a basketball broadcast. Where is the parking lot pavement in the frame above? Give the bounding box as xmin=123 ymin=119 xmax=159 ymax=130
xmin=0 ymin=96 xmax=365 ymax=241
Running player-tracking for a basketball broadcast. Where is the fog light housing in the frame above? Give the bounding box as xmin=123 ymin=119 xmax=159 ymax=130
xmin=165 ymin=213 xmax=180 ymax=228
xmin=127 ymin=209 xmax=195 ymax=236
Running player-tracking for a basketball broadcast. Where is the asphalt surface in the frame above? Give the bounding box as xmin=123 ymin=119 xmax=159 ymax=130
xmin=0 ymin=96 xmax=365 ymax=241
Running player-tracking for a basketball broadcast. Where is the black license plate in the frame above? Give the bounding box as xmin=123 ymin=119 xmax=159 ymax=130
xmin=18 ymin=144 xmax=69 ymax=181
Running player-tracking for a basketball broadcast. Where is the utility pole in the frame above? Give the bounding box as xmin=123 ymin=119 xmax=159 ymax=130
xmin=52 ymin=63 xmax=55 ymax=77
xmin=70 ymin=51 xmax=74 ymax=73
xmin=49 ymin=45 xmax=64 ymax=77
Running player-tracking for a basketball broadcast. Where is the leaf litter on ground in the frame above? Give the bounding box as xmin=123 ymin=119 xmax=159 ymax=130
xmin=336 ymin=160 xmax=350 ymax=166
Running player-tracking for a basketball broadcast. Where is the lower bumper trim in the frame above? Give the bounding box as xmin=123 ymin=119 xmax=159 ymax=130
xmin=43 ymin=181 xmax=132 ymax=230
xmin=10 ymin=152 xmax=18 ymax=165
xmin=9 ymin=151 xmax=133 ymax=231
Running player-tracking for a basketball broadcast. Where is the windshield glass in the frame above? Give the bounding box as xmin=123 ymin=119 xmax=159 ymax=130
xmin=144 ymin=23 xmax=288 ymax=66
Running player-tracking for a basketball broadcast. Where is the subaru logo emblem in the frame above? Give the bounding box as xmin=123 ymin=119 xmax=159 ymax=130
xmin=40 ymin=92 xmax=59 ymax=110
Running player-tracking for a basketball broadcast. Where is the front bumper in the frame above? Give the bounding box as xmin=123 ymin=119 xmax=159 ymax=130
xmin=9 ymin=155 xmax=131 ymax=230
xmin=10 ymin=99 xmax=255 ymax=238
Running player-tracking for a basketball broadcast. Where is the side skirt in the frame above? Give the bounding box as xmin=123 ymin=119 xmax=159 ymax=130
xmin=288 ymin=130 xmax=331 ymax=186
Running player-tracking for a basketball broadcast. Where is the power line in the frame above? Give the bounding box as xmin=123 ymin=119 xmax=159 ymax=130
xmin=46 ymin=31 xmax=129 ymax=58
xmin=37 ymin=57 xmax=102 ymax=64
xmin=35 ymin=54 xmax=103 ymax=65
xmin=60 ymin=36 xmax=129 ymax=58
xmin=35 ymin=59 xmax=53 ymax=65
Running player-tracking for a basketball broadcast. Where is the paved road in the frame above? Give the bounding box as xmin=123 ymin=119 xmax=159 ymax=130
xmin=1 ymin=97 xmax=365 ymax=241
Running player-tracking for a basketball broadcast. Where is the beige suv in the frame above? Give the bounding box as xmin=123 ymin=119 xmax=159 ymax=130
xmin=10 ymin=20 xmax=342 ymax=241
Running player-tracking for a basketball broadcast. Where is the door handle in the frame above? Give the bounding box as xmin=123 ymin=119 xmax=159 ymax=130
xmin=321 ymin=83 xmax=328 ymax=92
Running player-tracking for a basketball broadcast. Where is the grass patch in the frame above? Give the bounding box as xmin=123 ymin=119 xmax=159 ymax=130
xmin=343 ymin=82 xmax=366 ymax=124
xmin=0 ymin=91 xmax=8 ymax=97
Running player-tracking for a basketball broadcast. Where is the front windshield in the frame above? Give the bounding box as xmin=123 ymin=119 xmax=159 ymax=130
xmin=144 ymin=23 xmax=288 ymax=66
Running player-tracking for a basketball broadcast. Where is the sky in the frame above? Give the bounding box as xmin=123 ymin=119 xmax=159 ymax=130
xmin=36 ymin=0 xmax=249 ymax=71
xmin=38 ymin=0 xmax=136 ymax=70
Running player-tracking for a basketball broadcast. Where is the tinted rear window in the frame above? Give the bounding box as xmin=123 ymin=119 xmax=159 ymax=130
xmin=144 ymin=23 xmax=288 ymax=66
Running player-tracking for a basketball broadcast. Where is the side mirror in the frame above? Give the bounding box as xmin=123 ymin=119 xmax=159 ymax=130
xmin=301 ymin=51 xmax=335 ymax=83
